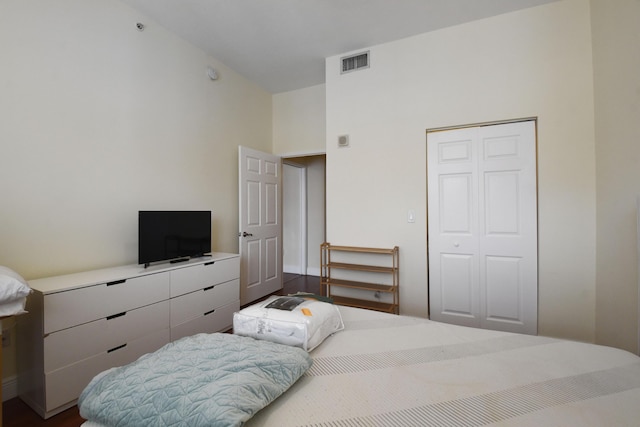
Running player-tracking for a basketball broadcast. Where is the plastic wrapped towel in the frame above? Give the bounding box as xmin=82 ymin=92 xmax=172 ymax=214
xmin=233 ymin=296 xmax=344 ymax=351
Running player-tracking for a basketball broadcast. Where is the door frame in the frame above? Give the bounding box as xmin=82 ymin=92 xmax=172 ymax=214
xmin=637 ymin=194 xmax=640 ymax=355
xmin=426 ymin=117 xmax=538 ymax=133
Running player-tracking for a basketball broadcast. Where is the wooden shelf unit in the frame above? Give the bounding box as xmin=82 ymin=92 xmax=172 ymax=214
xmin=320 ymin=243 xmax=399 ymax=314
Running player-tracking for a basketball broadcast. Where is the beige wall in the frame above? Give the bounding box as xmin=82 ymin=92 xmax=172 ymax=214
xmin=273 ymin=84 xmax=327 ymax=276
xmin=592 ymin=0 xmax=640 ymax=353
xmin=325 ymin=0 xmax=597 ymax=342
xmin=273 ymin=84 xmax=326 ymax=156
xmin=0 ymin=0 xmax=272 ymax=379
xmin=0 ymin=0 xmax=272 ymax=278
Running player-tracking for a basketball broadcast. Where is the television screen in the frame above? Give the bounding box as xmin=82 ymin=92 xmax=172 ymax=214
xmin=138 ymin=211 xmax=211 ymax=267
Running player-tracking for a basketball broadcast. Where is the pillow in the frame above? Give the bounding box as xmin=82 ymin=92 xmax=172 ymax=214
xmin=233 ymin=296 xmax=344 ymax=351
xmin=0 ymin=298 xmax=28 ymax=317
xmin=0 ymin=266 xmax=32 ymax=305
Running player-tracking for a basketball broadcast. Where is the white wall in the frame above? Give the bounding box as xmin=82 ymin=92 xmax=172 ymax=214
xmin=0 ymin=0 xmax=272 ymax=280
xmin=304 ymin=156 xmax=326 ymax=275
xmin=0 ymin=0 xmax=272 ymax=380
xmin=325 ymin=0 xmax=597 ymax=342
xmin=273 ymin=84 xmax=326 ymax=156
xmin=283 ymin=163 xmax=304 ymax=274
xmin=592 ymin=0 xmax=640 ymax=353
xmin=273 ymin=84 xmax=327 ymax=276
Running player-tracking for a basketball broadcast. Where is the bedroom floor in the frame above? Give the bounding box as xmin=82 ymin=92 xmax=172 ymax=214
xmin=2 ymin=274 xmax=320 ymax=427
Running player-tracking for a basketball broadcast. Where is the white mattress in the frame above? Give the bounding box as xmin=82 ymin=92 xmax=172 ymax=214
xmin=246 ymin=307 xmax=640 ymax=426
xmin=83 ymin=306 xmax=640 ymax=426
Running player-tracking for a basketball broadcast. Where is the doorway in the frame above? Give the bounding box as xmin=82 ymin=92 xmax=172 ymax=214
xmin=282 ymin=155 xmax=326 ymax=278
xmin=283 ymin=161 xmax=307 ymax=275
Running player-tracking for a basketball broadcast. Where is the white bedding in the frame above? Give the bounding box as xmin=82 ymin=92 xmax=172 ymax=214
xmin=245 ymin=307 xmax=640 ymax=426
xmin=0 ymin=266 xmax=31 ymax=316
xmin=83 ymin=306 xmax=640 ymax=426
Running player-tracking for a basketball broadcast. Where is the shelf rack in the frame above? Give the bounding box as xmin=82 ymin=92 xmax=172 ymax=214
xmin=320 ymin=243 xmax=399 ymax=314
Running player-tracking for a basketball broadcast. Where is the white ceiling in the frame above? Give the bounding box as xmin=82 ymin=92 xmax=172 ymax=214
xmin=120 ymin=0 xmax=558 ymax=93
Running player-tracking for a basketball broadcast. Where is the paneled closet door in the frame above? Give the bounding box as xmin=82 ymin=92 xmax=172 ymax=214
xmin=427 ymin=120 xmax=537 ymax=335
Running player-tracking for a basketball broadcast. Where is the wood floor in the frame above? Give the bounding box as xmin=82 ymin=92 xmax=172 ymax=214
xmin=3 ymin=274 xmax=320 ymax=427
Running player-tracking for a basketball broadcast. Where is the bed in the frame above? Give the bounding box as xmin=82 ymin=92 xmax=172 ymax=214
xmin=80 ymin=304 xmax=640 ymax=426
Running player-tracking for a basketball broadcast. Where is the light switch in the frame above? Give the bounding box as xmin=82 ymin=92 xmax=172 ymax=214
xmin=407 ymin=209 xmax=415 ymax=223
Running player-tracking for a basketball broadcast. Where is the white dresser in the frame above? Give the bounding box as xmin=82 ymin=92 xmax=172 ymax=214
xmin=16 ymin=253 xmax=239 ymax=419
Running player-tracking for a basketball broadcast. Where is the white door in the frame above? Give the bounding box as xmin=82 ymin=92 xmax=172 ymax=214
xmin=239 ymin=146 xmax=282 ymax=305
xmin=427 ymin=120 xmax=537 ymax=335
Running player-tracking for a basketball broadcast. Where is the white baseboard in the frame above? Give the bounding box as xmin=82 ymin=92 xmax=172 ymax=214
xmin=306 ymin=267 xmax=320 ymax=277
xmin=3 ymin=374 xmax=18 ymax=402
xmin=284 ymin=267 xmax=320 ymax=277
xmin=283 ymin=265 xmax=303 ymax=275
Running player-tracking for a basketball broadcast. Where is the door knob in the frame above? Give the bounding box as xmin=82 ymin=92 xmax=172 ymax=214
xmin=453 ymin=241 xmax=460 ymax=247
xmin=240 ymin=231 xmax=253 ymax=237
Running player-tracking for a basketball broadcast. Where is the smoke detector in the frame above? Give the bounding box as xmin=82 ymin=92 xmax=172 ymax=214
xmin=207 ymin=67 xmax=218 ymax=80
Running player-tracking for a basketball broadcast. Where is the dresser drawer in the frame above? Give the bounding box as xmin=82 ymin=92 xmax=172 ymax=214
xmin=44 ymin=300 xmax=170 ymax=373
xmin=170 ymin=279 xmax=239 ymax=327
xmin=44 ymin=272 xmax=170 ymax=334
xmin=44 ymin=328 xmax=170 ymax=413
xmin=170 ymin=300 xmax=239 ymax=341
xmin=170 ymin=257 xmax=239 ymax=297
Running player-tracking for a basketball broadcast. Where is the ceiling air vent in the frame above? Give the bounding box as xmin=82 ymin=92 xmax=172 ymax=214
xmin=341 ymin=51 xmax=369 ymax=74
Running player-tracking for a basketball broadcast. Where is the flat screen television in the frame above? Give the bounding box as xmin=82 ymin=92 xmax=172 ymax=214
xmin=138 ymin=210 xmax=211 ymax=267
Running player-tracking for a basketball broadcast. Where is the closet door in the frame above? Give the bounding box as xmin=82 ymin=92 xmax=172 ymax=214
xmin=427 ymin=121 xmax=537 ymax=335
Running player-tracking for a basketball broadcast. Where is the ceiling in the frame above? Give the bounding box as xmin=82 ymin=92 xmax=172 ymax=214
xmin=120 ymin=0 xmax=558 ymax=93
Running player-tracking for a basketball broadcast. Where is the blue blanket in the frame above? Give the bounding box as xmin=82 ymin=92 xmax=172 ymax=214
xmin=78 ymin=333 xmax=312 ymax=427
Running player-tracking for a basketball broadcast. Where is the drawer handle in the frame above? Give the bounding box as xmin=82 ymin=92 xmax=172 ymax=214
xmin=106 ymin=311 xmax=127 ymax=320
xmin=107 ymin=279 xmax=126 ymax=286
xmin=203 ymin=285 xmax=215 ymax=292
xmin=204 ymin=261 xmax=216 ymax=266
xmin=108 ymin=343 xmax=127 ymax=353
xmin=204 ymin=309 xmax=216 ymax=316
